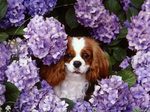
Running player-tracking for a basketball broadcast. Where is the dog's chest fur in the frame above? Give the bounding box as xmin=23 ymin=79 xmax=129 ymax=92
xmin=54 ymin=72 xmax=89 ymax=101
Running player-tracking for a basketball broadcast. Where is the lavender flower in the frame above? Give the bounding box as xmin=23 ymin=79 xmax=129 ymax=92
xmin=89 ymin=75 xmax=132 ymax=112
xmin=119 ymin=56 xmax=131 ymax=69
xmin=71 ymin=100 xmax=93 ymax=112
xmin=0 ymin=84 xmax=6 ymax=106
xmin=120 ymin=0 xmax=131 ymax=11
xmin=24 ymin=15 xmax=67 ymax=65
xmin=24 ymin=0 xmax=57 ymax=16
xmin=142 ymin=0 xmax=150 ymax=11
xmin=9 ymin=38 xmax=29 ymax=58
xmin=0 ymin=0 xmax=25 ymax=28
xmin=74 ymin=0 xmax=106 ymax=28
xmin=130 ymin=84 xmax=150 ymax=111
xmin=14 ymin=80 xmax=68 ymax=112
xmin=5 ymin=57 xmax=39 ymax=91
xmin=74 ymin=0 xmax=120 ymax=43
xmin=131 ymin=51 xmax=150 ymax=92
xmin=0 ymin=42 xmax=11 ymax=82
xmin=126 ymin=5 xmax=150 ymax=51
xmin=91 ymin=13 xmax=120 ymax=44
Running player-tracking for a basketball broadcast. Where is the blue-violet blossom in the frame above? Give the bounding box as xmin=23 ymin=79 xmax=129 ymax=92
xmin=24 ymin=15 xmax=67 ymax=65
xmin=14 ymin=80 xmax=68 ymax=112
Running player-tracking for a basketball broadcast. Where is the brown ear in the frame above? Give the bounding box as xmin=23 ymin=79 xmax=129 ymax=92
xmin=40 ymin=58 xmax=65 ymax=86
xmin=86 ymin=42 xmax=109 ymax=82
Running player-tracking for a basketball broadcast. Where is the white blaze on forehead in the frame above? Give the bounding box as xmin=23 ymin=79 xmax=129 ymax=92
xmin=65 ymin=37 xmax=89 ymax=74
xmin=72 ymin=37 xmax=85 ymax=54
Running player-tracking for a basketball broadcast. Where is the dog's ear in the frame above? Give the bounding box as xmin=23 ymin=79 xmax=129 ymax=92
xmin=86 ymin=42 xmax=109 ymax=82
xmin=40 ymin=58 xmax=65 ymax=86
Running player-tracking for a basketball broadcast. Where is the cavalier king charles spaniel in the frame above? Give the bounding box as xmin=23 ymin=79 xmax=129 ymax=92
xmin=40 ymin=36 xmax=109 ymax=101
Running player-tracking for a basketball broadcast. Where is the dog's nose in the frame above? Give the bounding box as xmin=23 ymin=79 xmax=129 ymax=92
xmin=73 ymin=61 xmax=82 ymax=68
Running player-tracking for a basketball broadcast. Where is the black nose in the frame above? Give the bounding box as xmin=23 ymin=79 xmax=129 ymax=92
xmin=73 ymin=61 xmax=82 ymax=68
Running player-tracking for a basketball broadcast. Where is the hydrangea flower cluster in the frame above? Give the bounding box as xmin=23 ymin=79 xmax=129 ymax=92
xmin=14 ymin=80 xmax=68 ymax=112
xmin=126 ymin=0 xmax=150 ymax=51
xmin=0 ymin=0 xmax=25 ymax=29
xmin=0 ymin=42 xmax=11 ymax=106
xmin=130 ymin=84 xmax=150 ymax=111
xmin=0 ymin=0 xmax=57 ymax=29
xmin=91 ymin=13 xmax=120 ymax=44
xmin=131 ymin=51 xmax=150 ymax=92
xmin=120 ymin=0 xmax=131 ymax=11
xmin=24 ymin=15 xmax=67 ymax=65
xmin=0 ymin=42 xmax=11 ymax=82
xmin=24 ymin=0 xmax=57 ymax=16
xmin=74 ymin=0 xmax=105 ymax=28
xmin=89 ymin=75 xmax=132 ymax=112
xmin=71 ymin=100 xmax=93 ymax=112
xmin=0 ymin=84 xmax=6 ymax=106
xmin=74 ymin=0 xmax=120 ymax=44
xmin=5 ymin=57 xmax=39 ymax=91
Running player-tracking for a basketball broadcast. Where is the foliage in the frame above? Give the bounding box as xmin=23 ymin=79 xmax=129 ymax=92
xmin=0 ymin=0 xmax=149 ymax=112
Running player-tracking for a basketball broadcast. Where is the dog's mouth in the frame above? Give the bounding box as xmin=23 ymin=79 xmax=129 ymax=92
xmin=73 ymin=69 xmax=81 ymax=74
xmin=73 ymin=71 xmax=81 ymax=74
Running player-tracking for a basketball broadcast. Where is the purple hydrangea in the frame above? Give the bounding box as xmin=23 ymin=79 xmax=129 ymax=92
xmin=130 ymin=84 xmax=150 ymax=111
xmin=126 ymin=5 xmax=150 ymax=51
xmin=74 ymin=0 xmax=106 ymax=28
xmin=0 ymin=0 xmax=25 ymax=29
xmin=0 ymin=42 xmax=11 ymax=82
xmin=142 ymin=0 xmax=150 ymax=11
xmin=5 ymin=57 xmax=39 ymax=91
xmin=14 ymin=80 xmax=68 ymax=112
xmin=9 ymin=38 xmax=29 ymax=58
xmin=120 ymin=0 xmax=131 ymax=11
xmin=74 ymin=0 xmax=120 ymax=44
xmin=131 ymin=51 xmax=150 ymax=92
xmin=0 ymin=84 xmax=6 ymax=106
xmin=24 ymin=0 xmax=57 ymax=16
xmin=71 ymin=100 xmax=93 ymax=112
xmin=24 ymin=15 xmax=67 ymax=65
xmin=89 ymin=75 xmax=132 ymax=112
xmin=91 ymin=13 xmax=120 ymax=44
xmin=119 ymin=56 xmax=131 ymax=69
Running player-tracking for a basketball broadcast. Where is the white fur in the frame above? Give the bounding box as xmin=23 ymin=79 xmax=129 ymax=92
xmin=54 ymin=37 xmax=90 ymax=101
xmin=65 ymin=37 xmax=89 ymax=74
xmin=54 ymin=70 xmax=89 ymax=101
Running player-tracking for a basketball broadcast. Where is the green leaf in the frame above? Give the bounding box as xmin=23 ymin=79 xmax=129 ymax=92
xmin=5 ymin=82 xmax=20 ymax=103
xmin=0 ymin=32 xmax=9 ymax=42
xmin=132 ymin=108 xmax=142 ymax=112
xmin=118 ymin=11 xmax=126 ymax=22
xmin=112 ymin=47 xmax=127 ymax=61
xmin=105 ymin=0 xmax=122 ymax=14
xmin=6 ymin=26 xmax=24 ymax=36
xmin=126 ymin=7 xmax=138 ymax=20
xmin=61 ymin=98 xmax=75 ymax=111
xmin=118 ymin=69 xmax=136 ymax=87
xmin=109 ymin=39 xmax=121 ymax=46
xmin=65 ymin=8 xmax=79 ymax=29
xmin=131 ymin=0 xmax=144 ymax=9
xmin=0 ymin=0 xmax=7 ymax=20
xmin=117 ymin=28 xmax=128 ymax=39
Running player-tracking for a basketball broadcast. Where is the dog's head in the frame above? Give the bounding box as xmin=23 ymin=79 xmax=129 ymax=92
xmin=40 ymin=37 xmax=109 ymax=86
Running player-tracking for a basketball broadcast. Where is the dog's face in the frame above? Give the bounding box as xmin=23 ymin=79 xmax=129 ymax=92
xmin=64 ymin=37 xmax=109 ymax=81
xmin=40 ymin=36 xmax=109 ymax=86
xmin=64 ymin=37 xmax=92 ymax=74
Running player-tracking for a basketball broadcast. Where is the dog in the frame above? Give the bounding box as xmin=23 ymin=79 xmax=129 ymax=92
xmin=40 ymin=36 xmax=109 ymax=101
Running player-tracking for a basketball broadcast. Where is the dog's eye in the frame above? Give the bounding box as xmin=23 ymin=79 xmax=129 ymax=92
xmin=82 ymin=53 xmax=90 ymax=59
xmin=65 ymin=53 xmax=73 ymax=59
